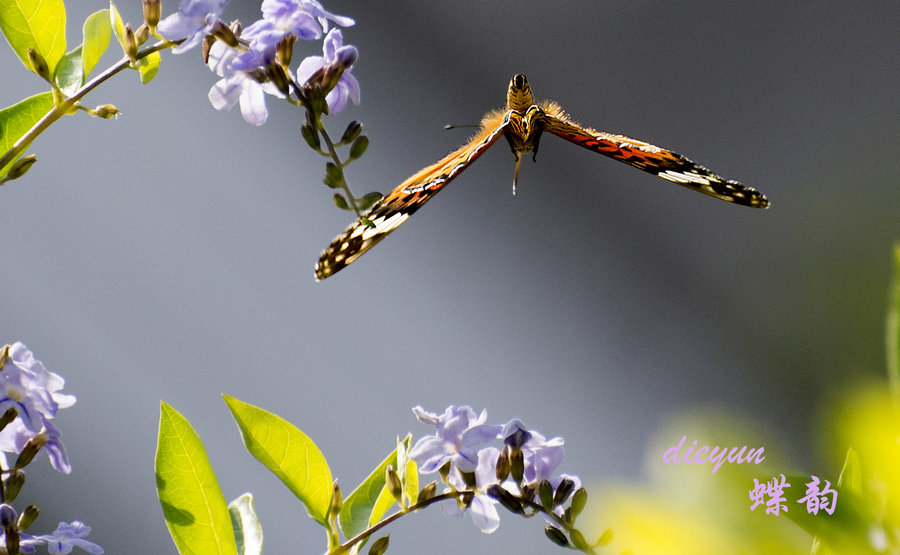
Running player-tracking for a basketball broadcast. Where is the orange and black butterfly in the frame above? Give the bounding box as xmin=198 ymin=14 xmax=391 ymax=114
xmin=315 ymin=74 xmax=768 ymax=279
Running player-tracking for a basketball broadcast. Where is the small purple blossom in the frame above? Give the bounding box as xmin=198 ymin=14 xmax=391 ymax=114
xmin=296 ymin=29 xmax=360 ymax=113
xmin=206 ymin=41 xmax=283 ymax=126
xmin=0 ymin=342 xmax=75 ymax=432
xmin=409 ymin=405 xmax=502 ymax=473
xmin=157 ymin=0 xmax=228 ymax=54
xmin=32 ymin=521 xmax=104 ymax=554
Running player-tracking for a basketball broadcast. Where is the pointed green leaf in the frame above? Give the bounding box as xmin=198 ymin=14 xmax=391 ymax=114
xmin=223 ymin=395 xmax=333 ymax=526
xmin=81 ymin=9 xmax=110 ymax=76
xmin=155 ymin=402 xmax=236 ymax=554
xmin=395 ymin=435 xmax=418 ymax=506
xmin=0 ymin=0 xmax=67 ymax=74
xmin=108 ymin=1 xmax=124 ymax=47
xmin=136 ymin=49 xmax=160 ymax=83
xmin=0 ymin=92 xmax=53 ymax=177
xmin=229 ymin=493 xmax=263 ymax=555
xmin=55 ymin=45 xmax=83 ymax=95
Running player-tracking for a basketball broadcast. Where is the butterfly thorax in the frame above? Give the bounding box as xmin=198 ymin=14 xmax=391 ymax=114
xmin=506 ymin=74 xmax=535 ymax=111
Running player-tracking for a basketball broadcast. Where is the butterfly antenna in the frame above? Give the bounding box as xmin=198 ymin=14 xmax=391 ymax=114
xmin=444 ymin=124 xmax=478 ymax=130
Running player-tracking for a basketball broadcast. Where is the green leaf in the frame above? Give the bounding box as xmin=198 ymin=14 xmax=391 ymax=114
xmin=108 ymin=1 xmax=124 ymax=47
xmin=888 ymin=243 xmax=900 ymax=399
xmin=0 ymin=91 xmax=53 ymax=177
xmin=229 ymin=493 xmax=263 ymax=555
xmin=0 ymin=0 xmax=67 ymax=75
xmin=223 ymin=395 xmax=333 ymax=526
xmin=340 ymin=437 xmax=413 ymax=540
xmin=81 ymin=9 xmax=110 ymax=76
xmin=55 ymin=45 xmax=83 ymax=95
xmin=155 ymin=402 xmax=236 ymax=554
xmin=136 ymin=49 xmax=160 ymax=83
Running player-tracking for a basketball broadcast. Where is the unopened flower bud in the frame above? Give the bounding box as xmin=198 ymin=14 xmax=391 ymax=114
xmin=4 ymin=470 xmax=25 ymax=502
xmin=417 ymin=481 xmax=437 ymax=503
xmin=330 ymin=481 xmax=342 ymax=518
xmin=142 ymin=0 xmax=160 ymax=28
xmin=332 ymin=193 xmax=349 ymax=210
xmin=569 ymin=528 xmax=588 ymax=551
xmin=544 ymin=525 xmax=569 ymax=547
xmin=538 ymin=479 xmax=553 ymax=510
xmin=495 ymin=448 xmax=510 ymax=481
xmin=0 ymin=344 xmax=8 ymax=367
xmin=335 ymin=45 xmax=358 ymax=70
xmin=487 ymin=484 xmax=523 ymax=515
xmin=3 ymin=155 xmax=37 ymax=183
xmin=211 ymin=20 xmax=239 ymax=48
xmin=385 ymin=465 xmax=402 ymax=504
xmin=17 ymin=505 xmax=38 ymax=531
xmin=553 ymin=477 xmax=575 ymax=505
xmin=123 ymin=24 xmax=138 ymax=61
xmin=134 ymin=23 xmax=150 ymax=46
xmin=459 ymin=470 xmax=476 ymax=489
xmin=26 ymin=49 xmax=50 ymax=81
xmin=509 ymin=447 xmax=524 ymax=483
xmin=265 ymin=62 xmax=291 ymax=97
xmin=357 ymin=192 xmax=383 ymax=212
xmin=0 ymin=408 xmax=18 ymax=431
xmin=202 ymin=36 xmax=214 ymax=64
xmin=569 ymin=488 xmax=587 ymax=519
xmin=339 ymin=121 xmax=362 ymax=145
xmin=15 ymin=432 xmax=47 ymax=468
xmin=277 ymin=35 xmax=296 ymax=67
xmin=368 ymin=535 xmax=389 ymax=555
xmin=347 ymin=135 xmax=368 ymax=161
xmin=94 ymin=104 xmax=120 ymax=119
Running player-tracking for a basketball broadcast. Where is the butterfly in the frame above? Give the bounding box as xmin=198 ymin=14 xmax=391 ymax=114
xmin=315 ymin=74 xmax=768 ymax=280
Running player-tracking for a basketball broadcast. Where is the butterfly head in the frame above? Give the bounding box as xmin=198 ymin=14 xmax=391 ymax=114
xmin=507 ymin=74 xmax=535 ymax=112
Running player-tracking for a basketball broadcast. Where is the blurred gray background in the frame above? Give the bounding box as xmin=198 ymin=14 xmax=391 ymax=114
xmin=2 ymin=0 xmax=899 ymax=552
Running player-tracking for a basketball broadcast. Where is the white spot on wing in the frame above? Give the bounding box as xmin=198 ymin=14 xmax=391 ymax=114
xmin=363 ymin=213 xmax=409 ymax=240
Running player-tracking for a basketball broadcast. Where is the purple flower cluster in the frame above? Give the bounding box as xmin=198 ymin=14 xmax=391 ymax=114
xmin=409 ymin=406 xmax=581 ymax=534
xmin=0 ymin=342 xmax=75 ymax=473
xmin=158 ymin=0 xmax=359 ymax=125
xmin=0 ymin=343 xmax=102 ymax=553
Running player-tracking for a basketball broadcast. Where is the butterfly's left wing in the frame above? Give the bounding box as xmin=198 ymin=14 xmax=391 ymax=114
xmin=315 ymin=110 xmax=512 ymax=280
xmin=540 ymin=105 xmax=768 ymax=208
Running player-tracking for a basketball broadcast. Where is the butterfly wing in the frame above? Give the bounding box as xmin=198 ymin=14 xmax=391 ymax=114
xmin=315 ymin=110 xmax=512 ymax=280
xmin=540 ymin=105 xmax=768 ymax=208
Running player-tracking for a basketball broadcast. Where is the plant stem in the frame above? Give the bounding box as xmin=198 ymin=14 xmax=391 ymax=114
xmin=0 ymin=40 xmax=175 ymax=172
xmin=314 ymin=116 xmax=364 ymax=218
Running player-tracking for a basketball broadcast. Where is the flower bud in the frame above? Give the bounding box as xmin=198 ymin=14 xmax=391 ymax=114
xmin=385 ymin=465 xmax=402 ymax=504
xmin=3 ymin=155 xmax=37 ymax=183
xmin=123 ymin=24 xmax=138 ymax=61
xmin=135 ymin=23 xmax=150 ymax=46
xmin=332 ymin=193 xmax=349 ymax=210
xmin=509 ymin=447 xmax=524 ymax=484
xmin=330 ymin=481 xmax=343 ymax=518
xmin=265 ymin=62 xmax=291 ymax=97
xmin=202 ymin=36 xmax=214 ymax=64
xmin=17 ymin=505 xmax=38 ymax=531
xmin=15 ymin=432 xmax=47 ymax=469
xmin=348 ymin=135 xmax=369 ymax=161
xmin=3 ymin=470 xmax=25 ymax=502
xmin=368 ymin=535 xmax=389 ymax=555
xmin=553 ymin=477 xmax=575 ymax=506
xmin=569 ymin=487 xmax=587 ymax=519
xmin=323 ymin=163 xmax=343 ymax=189
xmin=339 ymin=121 xmax=362 ymax=145
xmin=458 ymin=470 xmax=476 ymax=489
xmin=94 ymin=104 xmax=121 ymax=119
xmin=417 ymin=481 xmax=437 ymax=503
xmin=538 ymin=479 xmax=553 ymax=510
xmin=493 ymin=448 xmax=510 ymax=482
xmin=0 ymin=344 xmax=8 ymax=367
xmin=357 ymin=192 xmax=383 ymax=212
xmin=0 ymin=408 xmax=18 ymax=431
xmin=142 ymin=0 xmax=160 ymax=28
xmin=487 ymin=484 xmax=523 ymax=515
xmin=26 ymin=49 xmax=50 ymax=81
xmin=569 ymin=528 xmax=588 ymax=551
xmin=211 ymin=20 xmax=239 ymax=48
xmin=544 ymin=525 xmax=569 ymax=547
xmin=301 ymin=122 xmax=321 ymax=151
xmin=277 ymin=35 xmax=296 ymax=67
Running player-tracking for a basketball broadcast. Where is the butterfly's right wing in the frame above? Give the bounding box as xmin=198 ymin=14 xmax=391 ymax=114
xmin=315 ymin=110 xmax=512 ymax=280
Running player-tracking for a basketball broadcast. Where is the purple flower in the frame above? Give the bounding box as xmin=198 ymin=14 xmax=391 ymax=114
xmin=296 ymin=29 xmax=360 ymax=113
xmin=502 ymin=419 xmax=565 ymax=482
xmin=157 ymin=0 xmax=228 ymax=54
xmin=243 ymin=0 xmax=354 ymax=60
xmin=0 ymin=419 xmax=71 ymax=473
xmin=409 ymin=406 xmax=502 ymax=473
xmin=32 ymin=521 xmax=104 ymax=554
xmin=206 ymin=41 xmax=281 ymax=126
xmin=0 ymin=342 xmax=75 ymax=432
